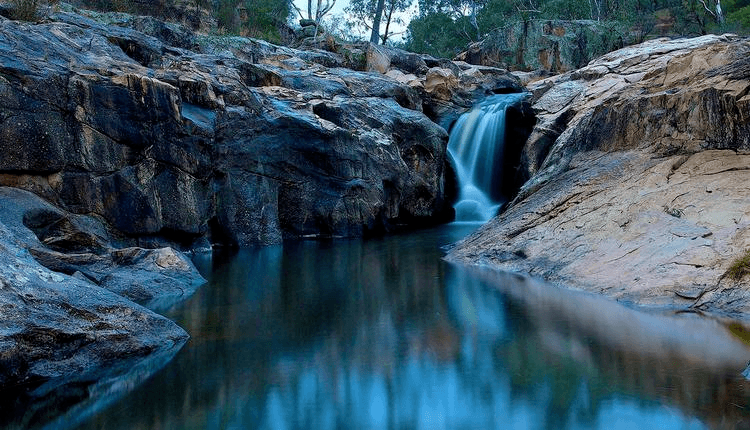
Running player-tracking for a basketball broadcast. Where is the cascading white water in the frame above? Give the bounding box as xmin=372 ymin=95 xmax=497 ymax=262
xmin=448 ymin=93 xmax=526 ymax=223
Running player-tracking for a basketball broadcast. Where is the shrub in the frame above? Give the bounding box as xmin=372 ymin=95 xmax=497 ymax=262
xmin=9 ymin=0 xmax=41 ymax=21
xmin=726 ymin=249 xmax=750 ymax=281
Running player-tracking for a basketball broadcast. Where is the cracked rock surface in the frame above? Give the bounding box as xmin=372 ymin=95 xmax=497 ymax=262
xmin=0 ymin=8 xmax=521 ymax=246
xmin=447 ymin=35 xmax=750 ymax=319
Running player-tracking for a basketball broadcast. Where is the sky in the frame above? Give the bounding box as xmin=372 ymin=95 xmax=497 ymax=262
xmin=291 ymin=0 xmax=419 ymax=42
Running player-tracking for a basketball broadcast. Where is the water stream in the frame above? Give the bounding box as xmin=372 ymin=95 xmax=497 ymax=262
xmin=448 ymin=93 xmax=527 ymax=222
xmin=28 ymin=224 xmax=747 ymax=430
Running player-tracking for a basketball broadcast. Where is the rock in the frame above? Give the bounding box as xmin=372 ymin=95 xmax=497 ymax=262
xmin=0 ymin=214 xmax=188 ymax=408
xmin=0 ymin=9 xmax=521 ymax=247
xmin=0 ymin=187 xmax=206 ymax=310
xmin=423 ymin=67 xmax=459 ymax=101
xmin=366 ymin=44 xmax=392 ymax=74
xmin=455 ymin=19 xmax=626 ymax=73
xmin=448 ymin=35 xmax=750 ymax=320
xmin=0 ymin=185 xmax=202 ymax=427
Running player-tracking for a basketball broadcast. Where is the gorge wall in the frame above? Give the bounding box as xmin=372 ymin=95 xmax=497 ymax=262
xmin=0 ymin=8 xmax=524 ymax=249
xmin=456 ymin=19 xmax=626 ymax=74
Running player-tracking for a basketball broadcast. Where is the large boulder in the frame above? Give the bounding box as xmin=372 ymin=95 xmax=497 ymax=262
xmin=0 ymin=9 xmax=521 ymax=248
xmin=448 ymin=34 xmax=750 ymax=319
xmin=0 ymin=187 xmax=204 ymax=427
xmin=0 ymin=213 xmax=189 ymax=427
xmin=0 ymin=187 xmax=206 ymax=311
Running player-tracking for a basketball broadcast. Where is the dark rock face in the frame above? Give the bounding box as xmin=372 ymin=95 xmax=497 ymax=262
xmin=0 ymin=187 xmax=206 ymax=310
xmin=0 ymin=10 xmax=521 ymax=247
xmin=0 ymin=186 xmax=202 ymax=428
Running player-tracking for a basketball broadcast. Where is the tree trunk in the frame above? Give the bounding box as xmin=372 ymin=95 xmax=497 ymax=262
xmin=382 ymin=1 xmax=395 ymax=44
xmin=308 ymin=0 xmax=313 ymax=19
xmin=469 ymin=0 xmax=480 ymax=40
xmin=370 ymin=0 xmax=386 ymax=44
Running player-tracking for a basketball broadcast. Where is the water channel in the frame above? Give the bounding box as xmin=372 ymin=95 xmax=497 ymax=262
xmin=53 ymin=223 xmax=750 ymax=430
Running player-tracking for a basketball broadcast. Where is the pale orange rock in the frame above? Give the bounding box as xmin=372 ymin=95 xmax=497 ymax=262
xmin=448 ymin=34 xmax=750 ymax=320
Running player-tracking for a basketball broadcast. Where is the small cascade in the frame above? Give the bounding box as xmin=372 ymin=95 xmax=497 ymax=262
xmin=448 ymin=92 xmax=526 ymax=223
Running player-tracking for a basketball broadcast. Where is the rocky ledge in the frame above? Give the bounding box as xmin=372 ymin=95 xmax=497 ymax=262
xmin=0 ymin=186 xmax=197 ymax=428
xmin=0 ymin=6 xmax=522 ymax=247
xmin=448 ymin=34 xmax=750 ymax=320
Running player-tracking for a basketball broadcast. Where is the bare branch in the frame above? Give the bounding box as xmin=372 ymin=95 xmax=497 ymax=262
xmin=290 ymin=2 xmax=305 ymax=20
xmin=315 ymin=0 xmax=337 ymax=21
xmin=697 ymin=0 xmax=717 ymax=18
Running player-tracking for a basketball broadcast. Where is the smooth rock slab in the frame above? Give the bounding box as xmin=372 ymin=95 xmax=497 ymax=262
xmin=449 ymin=35 xmax=750 ymax=319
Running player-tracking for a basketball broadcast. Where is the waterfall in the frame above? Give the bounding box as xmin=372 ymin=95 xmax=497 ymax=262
xmin=448 ymin=93 xmax=526 ymax=223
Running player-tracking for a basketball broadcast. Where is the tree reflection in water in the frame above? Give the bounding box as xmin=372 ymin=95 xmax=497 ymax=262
xmin=76 ymin=224 xmax=750 ymax=430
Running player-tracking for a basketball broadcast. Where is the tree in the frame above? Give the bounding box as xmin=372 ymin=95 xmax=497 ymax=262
xmin=346 ymin=0 xmax=413 ymax=44
xmin=405 ymin=12 xmax=475 ymax=57
xmin=417 ymin=0 xmax=487 ymax=38
xmin=370 ymin=0 xmax=386 ymax=42
xmin=216 ymin=0 xmax=292 ymax=42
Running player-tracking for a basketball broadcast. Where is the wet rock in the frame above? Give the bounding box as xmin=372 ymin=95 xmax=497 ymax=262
xmin=0 ymin=187 xmax=205 ymax=310
xmin=0 ymin=215 xmax=188 ymax=402
xmin=448 ymin=35 xmax=750 ymax=320
xmin=0 ymin=185 xmax=200 ymax=426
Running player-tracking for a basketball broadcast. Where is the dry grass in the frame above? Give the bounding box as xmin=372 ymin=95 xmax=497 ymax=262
xmin=726 ymin=249 xmax=750 ymax=281
xmin=9 ymin=0 xmax=40 ymax=21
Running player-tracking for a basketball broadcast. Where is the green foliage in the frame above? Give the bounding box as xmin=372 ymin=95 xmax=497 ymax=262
xmin=214 ymin=0 xmax=291 ymax=42
xmin=727 ymin=4 xmax=750 ymax=30
xmin=539 ymin=0 xmax=590 ymax=20
xmin=405 ymin=12 xmax=474 ymax=57
xmin=405 ymin=0 xmax=749 ymax=61
xmin=216 ymin=0 xmax=238 ymax=32
xmin=726 ymin=250 xmax=750 ymax=281
xmin=476 ymin=0 xmax=514 ymax=33
xmin=346 ymin=0 xmax=413 ymax=44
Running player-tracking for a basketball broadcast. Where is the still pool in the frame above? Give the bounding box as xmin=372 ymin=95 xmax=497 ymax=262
xmin=35 ymin=224 xmax=750 ymax=429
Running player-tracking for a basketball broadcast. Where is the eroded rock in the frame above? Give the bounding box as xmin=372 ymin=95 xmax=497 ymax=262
xmin=0 ymin=215 xmax=188 ymax=412
xmin=0 ymin=9 xmax=520 ymax=247
xmin=0 ymin=187 xmax=205 ymax=310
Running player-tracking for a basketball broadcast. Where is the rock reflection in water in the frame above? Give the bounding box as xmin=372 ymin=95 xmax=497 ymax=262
xmin=78 ymin=225 xmax=750 ymax=429
xmin=0 ymin=338 xmax=184 ymax=430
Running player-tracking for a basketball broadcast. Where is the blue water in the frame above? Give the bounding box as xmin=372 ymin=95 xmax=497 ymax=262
xmin=18 ymin=224 xmax=750 ymax=429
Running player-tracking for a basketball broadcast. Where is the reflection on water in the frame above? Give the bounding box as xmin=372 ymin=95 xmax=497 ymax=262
xmin=76 ymin=224 xmax=750 ymax=430
xmin=0 ymin=337 xmax=184 ymax=430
